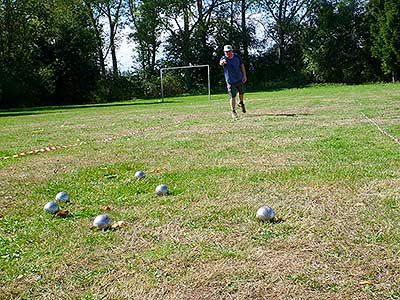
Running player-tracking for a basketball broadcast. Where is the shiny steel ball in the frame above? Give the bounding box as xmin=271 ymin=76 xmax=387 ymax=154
xmin=256 ymin=206 xmax=275 ymax=222
xmin=155 ymin=184 xmax=168 ymax=196
xmin=44 ymin=201 xmax=60 ymax=214
xmin=55 ymin=191 xmax=69 ymax=202
xmin=134 ymin=171 xmax=145 ymax=179
xmin=93 ymin=214 xmax=111 ymax=229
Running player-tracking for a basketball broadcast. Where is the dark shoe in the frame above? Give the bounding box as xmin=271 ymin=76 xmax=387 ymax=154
xmin=238 ymin=102 xmax=246 ymax=113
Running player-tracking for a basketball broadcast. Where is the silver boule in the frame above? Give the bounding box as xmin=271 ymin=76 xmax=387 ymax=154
xmin=44 ymin=201 xmax=60 ymax=214
xmin=134 ymin=171 xmax=145 ymax=179
xmin=55 ymin=191 xmax=69 ymax=202
xmin=155 ymin=184 xmax=168 ymax=196
xmin=93 ymin=214 xmax=111 ymax=229
xmin=256 ymin=206 xmax=275 ymax=222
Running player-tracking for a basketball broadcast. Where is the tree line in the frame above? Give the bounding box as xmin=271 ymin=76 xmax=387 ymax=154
xmin=0 ymin=0 xmax=399 ymax=109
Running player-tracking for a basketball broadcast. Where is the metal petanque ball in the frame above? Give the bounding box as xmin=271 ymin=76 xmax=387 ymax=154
xmin=93 ymin=214 xmax=111 ymax=229
xmin=44 ymin=201 xmax=60 ymax=214
xmin=155 ymin=184 xmax=168 ymax=196
xmin=55 ymin=191 xmax=69 ymax=202
xmin=134 ymin=171 xmax=145 ymax=179
xmin=256 ymin=206 xmax=275 ymax=222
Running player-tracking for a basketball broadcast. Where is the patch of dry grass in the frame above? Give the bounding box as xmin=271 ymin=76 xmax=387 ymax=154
xmin=1 ymin=84 xmax=400 ymax=299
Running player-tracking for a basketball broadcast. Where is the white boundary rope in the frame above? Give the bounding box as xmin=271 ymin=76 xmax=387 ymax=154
xmin=361 ymin=112 xmax=400 ymax=146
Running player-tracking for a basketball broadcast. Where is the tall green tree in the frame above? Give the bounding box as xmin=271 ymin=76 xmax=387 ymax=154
xmin=50 ymin=0 xmax=101 ymax=104
xmin=163 ymin=0 xmax=229 ymax=66
xmin=127 ymin=0 xmax=164 ymax=78
xmin=104 ymin=0 xmax=125 ymax=78
xmin=161 ymin=0 xmax=230 ymax=91
xmin=0 ymin=0 xmax=100 ymax=108
xmin=0 ymin=0 xmax=48 ymax=106
xmin=83 ymin=0 xmax=107 ymax=77
xmin=303 ymin=0 xmax=376 ymax=83
xmin=83 ymin=0 xmax=125 ymax=79
xmin=259 ymin=0 xmax=318 ymax=66
xmin=368 ymin=0 xmax=400 ymax=82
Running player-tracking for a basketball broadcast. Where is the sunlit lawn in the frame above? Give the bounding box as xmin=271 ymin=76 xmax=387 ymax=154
xmin=1 ymin=83 xmax=399 ymax=299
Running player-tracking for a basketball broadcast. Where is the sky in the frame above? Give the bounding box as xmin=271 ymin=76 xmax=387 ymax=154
xmin=110 ymin=12 xmax=267 ymax=72
xmin=105 ymin=25 xmax=135 ymax=72
xmin=118 ymin=26 xmax=136 ymax=72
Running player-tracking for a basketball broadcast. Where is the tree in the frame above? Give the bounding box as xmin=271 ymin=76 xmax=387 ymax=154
xmin=162 ymin=0 xmax=230 ymax=66
xmin=84 ymin=0 xmax=125 ymax=79
xmin=105 ymin=0 xmax=125 ymax=78
xmin=161 ymin=0 xmax=230 ymax=92
xmin=0 ymin=0 xmax=101 ymax=108
xmin=50 ymin=1 xmax=101 ymax=104
xmin=0 ymin=0 xmax=47 ymax=107
xmin=303 ymin=0 xmax=376 ymax=83
xmin=259 ymin=0 xmax=317 ymax=65
xmin=241 ymin=0 xmax=250 ymax=65
xmin=368 ymin=0 xmax=400 ymax=82
xmin=127 ymin=0 xmax=164 ymax=78
xmin=83 ymin=0 xmax=107 ymax=77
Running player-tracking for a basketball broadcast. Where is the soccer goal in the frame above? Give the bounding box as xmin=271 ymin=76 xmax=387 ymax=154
xmin=160 ymin=65 xmax=211 ymax=102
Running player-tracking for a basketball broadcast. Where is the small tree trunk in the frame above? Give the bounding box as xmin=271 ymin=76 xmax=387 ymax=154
xmin=241 ymin=0 xmax=249 ymax=66
xmin=107 ymin=4 xmax=119 ymax=79
xmin=392 ymin=71 xmax=399 ymax=83
xmin=84 ymin=1 xmax=106 ymax=77
xmin=230 ymin=0 xmax=234 ymax=42
xmin=183 ymin=6 xmax=191 ymax=91
xmin=278 ymin=32 xmax=284 ymax=66
xmin=110 ymin=40 xmax=118 ymax=78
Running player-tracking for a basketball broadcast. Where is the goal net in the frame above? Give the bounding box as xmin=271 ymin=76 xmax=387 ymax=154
xmin=160 ymin=65 xmax=211 ymax=102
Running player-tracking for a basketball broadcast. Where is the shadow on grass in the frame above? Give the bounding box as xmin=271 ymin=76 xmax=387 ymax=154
xmin=246 ymin=112 xmax=312 ymax=118
xmin=258 ymin=217 xmax=285 ymax=224
xmin=0 ymin=100 xmax=179 ymax=117
xmin=271 ymin=217 xmax=285 ymax=224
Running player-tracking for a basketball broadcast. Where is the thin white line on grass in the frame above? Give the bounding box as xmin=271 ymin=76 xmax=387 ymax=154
xmin=361 ymin=112 xmax=400 ymax=146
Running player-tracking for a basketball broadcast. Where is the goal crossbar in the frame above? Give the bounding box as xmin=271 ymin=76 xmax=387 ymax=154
xmin=160 ymin=65 xmax=210 ymax=102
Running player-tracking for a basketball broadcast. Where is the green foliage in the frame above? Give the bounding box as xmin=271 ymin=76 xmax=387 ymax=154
xmin=368 ymin=0 xmax=400 ymax=81
xmin=0 ymin=0 xmax=100 ymax=108
xmin=303 ymin=0 xmax=379 ymax=83
xmin=128 ymin=0 xmax=165 ymax=77
xmin=162 ymin=73 xmax=185 ymax=96
xmin=0 ymin=0 xmax=399 ymax=108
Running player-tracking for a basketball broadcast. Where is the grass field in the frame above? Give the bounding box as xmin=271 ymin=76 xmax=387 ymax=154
xmin=1 ymin=83 xmax=399 ymax=299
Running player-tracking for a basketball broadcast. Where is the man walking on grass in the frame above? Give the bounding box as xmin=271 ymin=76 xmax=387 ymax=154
xmin=219 ymin=44 xmax=247 ymax=118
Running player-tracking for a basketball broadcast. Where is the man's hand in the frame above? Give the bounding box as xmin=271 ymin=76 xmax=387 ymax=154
xmin=220 ymin=58 xmax=227 ymax=66
xmin=240 ymin=63 xmax=247 ymax=83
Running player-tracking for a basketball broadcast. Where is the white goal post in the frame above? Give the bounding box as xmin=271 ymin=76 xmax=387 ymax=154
xmin=160 ymin=65 xmax=211 ymax=102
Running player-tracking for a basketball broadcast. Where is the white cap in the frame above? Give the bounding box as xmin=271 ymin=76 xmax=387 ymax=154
xmin=223 ymin=45 xmax=233 ymax=52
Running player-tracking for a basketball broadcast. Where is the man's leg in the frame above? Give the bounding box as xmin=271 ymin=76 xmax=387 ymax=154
xmin=237 ymin=82 xmax=246 ymax=113
xmin=228 ymin=83 xmax=238 ymax=118
xmin=230 ymin=96 xmax=236 ymax=111
xmin=238 ymin=93 xmax=246 ymax=113
xmin=230 ymin=96 xmax=238 ymax=118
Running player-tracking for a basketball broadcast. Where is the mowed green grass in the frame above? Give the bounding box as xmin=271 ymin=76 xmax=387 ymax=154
xmin=0 ymin=83 xmax=399 ymax=299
